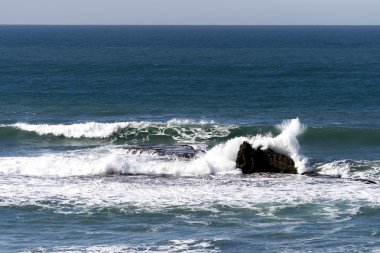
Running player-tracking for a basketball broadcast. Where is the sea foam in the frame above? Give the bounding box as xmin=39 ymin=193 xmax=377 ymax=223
xmin=12 ymin=122 xmax=141 ymax=138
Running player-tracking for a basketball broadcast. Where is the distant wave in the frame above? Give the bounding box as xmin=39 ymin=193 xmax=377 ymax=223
xmin=2 ymin=119 xmax=234 ymax=143
xmin=11 ymin=121 xmax=133 ymax=138
xmin=2 ymin=119 xmax=380 ymax=149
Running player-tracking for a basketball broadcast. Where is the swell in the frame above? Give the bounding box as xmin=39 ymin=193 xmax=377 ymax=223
xmin=300 ymin=127 xmax=380 ymax=147
xmin=2 ymin=122 xmax=380 ymax=148
xmin=0 ymin=121 xmax=252 ymax=145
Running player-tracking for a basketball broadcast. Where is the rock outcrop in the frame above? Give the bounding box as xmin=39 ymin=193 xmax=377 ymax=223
xmin=123 ymin=145 xmax=204 ymax=159
xmin=236 ymin=141 xmax=297 ymax=174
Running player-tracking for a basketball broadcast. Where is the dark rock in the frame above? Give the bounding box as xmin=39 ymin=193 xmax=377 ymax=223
xmin=235 ymin=141 xmax=255 ymax=174
xmin=123 ymin=145 xmax=204 ymax=159
xmin=301 ymin=171 xmax=341 ymax=178
xmin=236 ymin=141 xmax=297 ymax=174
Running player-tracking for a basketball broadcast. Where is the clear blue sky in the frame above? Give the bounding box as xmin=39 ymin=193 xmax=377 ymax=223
xmin=1 ymin=0 xmax=379 ymax=25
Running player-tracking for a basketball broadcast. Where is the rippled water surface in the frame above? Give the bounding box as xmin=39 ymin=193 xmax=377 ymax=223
xmin=0 ymin=26 xmax=379 ymax=252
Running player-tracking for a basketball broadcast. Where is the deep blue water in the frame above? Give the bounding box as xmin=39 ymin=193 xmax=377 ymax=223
xmin=0 ymin=26 xmax=379 ymax=252
xmin=1 ymin=26 xmax=379 ymax=126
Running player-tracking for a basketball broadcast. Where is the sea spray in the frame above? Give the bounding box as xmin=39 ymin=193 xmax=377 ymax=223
xmin=194 ymin=118 xmax=309 ymax=175
xmin=248 ymin=118 xmax=308 ymax=173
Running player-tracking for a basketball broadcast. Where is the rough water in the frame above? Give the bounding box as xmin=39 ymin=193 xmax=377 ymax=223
xmin=0 ymin=26 xmax=379 ymax=252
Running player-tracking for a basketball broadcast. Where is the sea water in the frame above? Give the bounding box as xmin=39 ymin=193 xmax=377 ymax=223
xmin=0 ymin=26 xmax=379 ymax=252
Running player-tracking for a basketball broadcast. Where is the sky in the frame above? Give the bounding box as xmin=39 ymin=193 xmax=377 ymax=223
xmin=0 ymin=0 xmax=379 ymax=25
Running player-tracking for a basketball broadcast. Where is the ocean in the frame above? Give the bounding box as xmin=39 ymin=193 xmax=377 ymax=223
xmin=0 ymin=25 xmax=379 ymax=252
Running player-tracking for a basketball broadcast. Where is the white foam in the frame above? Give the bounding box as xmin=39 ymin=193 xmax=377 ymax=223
xmin=0 ymin=150 xmax=127 ymax=177
xmin=1 ymin=172 xmax=378 ymax=217
xmin=167 ymin=118 xmax=215 ymax=125
xmin=12 ymin=122 xmax=133 ymax=138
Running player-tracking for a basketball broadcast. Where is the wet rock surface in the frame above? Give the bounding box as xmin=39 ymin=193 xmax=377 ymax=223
xmin=123 ymin=145 xmax=204 ymax=159
xmin=236 ymin=141 xmax=297 ymax=174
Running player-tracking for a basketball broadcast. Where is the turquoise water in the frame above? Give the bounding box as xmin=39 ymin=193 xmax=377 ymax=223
xmin=0 ymin=26 xmax=379 ymax=252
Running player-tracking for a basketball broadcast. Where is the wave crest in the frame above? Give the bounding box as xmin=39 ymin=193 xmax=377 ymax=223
xmin=9 ymin=119 xmax=233 ymax=143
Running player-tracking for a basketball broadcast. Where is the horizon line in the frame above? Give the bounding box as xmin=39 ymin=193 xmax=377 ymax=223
xmin=1 ymin=24 xmax=380 ymax=26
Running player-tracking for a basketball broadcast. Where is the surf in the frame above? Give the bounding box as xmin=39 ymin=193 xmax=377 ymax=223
xmin=0 ymin=118 xmax=308 ymax=176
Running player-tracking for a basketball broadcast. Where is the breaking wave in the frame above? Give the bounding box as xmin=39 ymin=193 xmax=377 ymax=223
xmin=2 ymin=119 xmax=234 ymax=144
xmin=2 ymin=119 xmax=380 ymax=148
xmin=0 ymin=118 xmax=309 ymax=176
xmin=315 ymin=160 xmax=380 ymax=179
